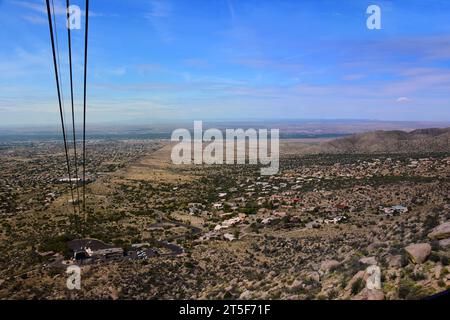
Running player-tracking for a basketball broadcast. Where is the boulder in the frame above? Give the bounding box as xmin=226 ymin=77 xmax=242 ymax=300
xmin=352 ymin=288 xmax=385 ymax=300
xmin=405 ymin=243 xmax=431 ymax=264
xmin=428 ymin=221 xmax=450 ymax=240
xmin=359 ymin=256 xmax=377 ymax=265
xmin=438 ymin=238 xmax=450 ymax=249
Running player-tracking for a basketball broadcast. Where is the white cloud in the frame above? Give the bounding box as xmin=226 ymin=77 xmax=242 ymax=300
xmin=396 ymin=97 xmax=412 ymax=103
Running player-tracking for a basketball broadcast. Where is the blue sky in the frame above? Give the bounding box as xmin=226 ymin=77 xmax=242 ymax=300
xmin=1 ymin=0 xmax=450 ymax=126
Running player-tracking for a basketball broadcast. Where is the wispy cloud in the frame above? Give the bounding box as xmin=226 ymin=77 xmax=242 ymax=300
xmin=21 ymin=13 xmax=47 ymax=25
xmin=0 ymin=47 xmax=52 ymax=77
xmin=10 ymin=0 xmax=104 ymax=21
xmin=226 ymin=0 xmax=236 ymax=22
xmin=146 ymin=0 xmax=172 ymax=18
xmin=10 ymin=0 xmax=57 ymax=15
xmin=2 ymin=1 xmax=450 ymax=124
xmin=396 ymin=97 xmax=412 ymax=103
xmin=107 ymin=67 xmax=127 ymax=76
xmin=145 ymin=0 xmax=173 ymax=43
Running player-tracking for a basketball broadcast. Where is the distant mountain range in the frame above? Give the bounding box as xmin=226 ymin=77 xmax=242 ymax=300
xmin=309 ymin=128 xmax=450 ymax=153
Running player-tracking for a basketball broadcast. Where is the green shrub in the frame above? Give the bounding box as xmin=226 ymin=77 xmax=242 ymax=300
xmin=398 ymin=279 xmax=425 ymax=300
xmin=429 ymin=252 xmax=441 ymax=263
xmin=327 ymin=289 xmax=339 ymax=299
xmin=41 ymin=234 xmax=73 ymax=258
xmin=410 ymin=272 xmax=426 ymax=281
xmin=351 ymin=278 xmax=364 ymax=295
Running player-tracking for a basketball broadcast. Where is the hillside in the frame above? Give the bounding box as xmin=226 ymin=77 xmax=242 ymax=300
xmin=309 ymin=127 xmax=450 ymax=154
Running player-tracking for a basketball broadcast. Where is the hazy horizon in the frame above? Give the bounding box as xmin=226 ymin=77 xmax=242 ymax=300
xmin=2 ymin=117 xmax=450 ymax=126
xmin=2 ymin=115 xmax=450 ymax=145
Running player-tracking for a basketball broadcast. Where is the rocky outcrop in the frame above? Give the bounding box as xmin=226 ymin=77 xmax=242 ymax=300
xmin=405 ymin=243 xmax=431 ymax=264
xmin=344 ymin=267 xmax=383 ymax=300
xmin=428 ymin=222 xmax=450 ymax=240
